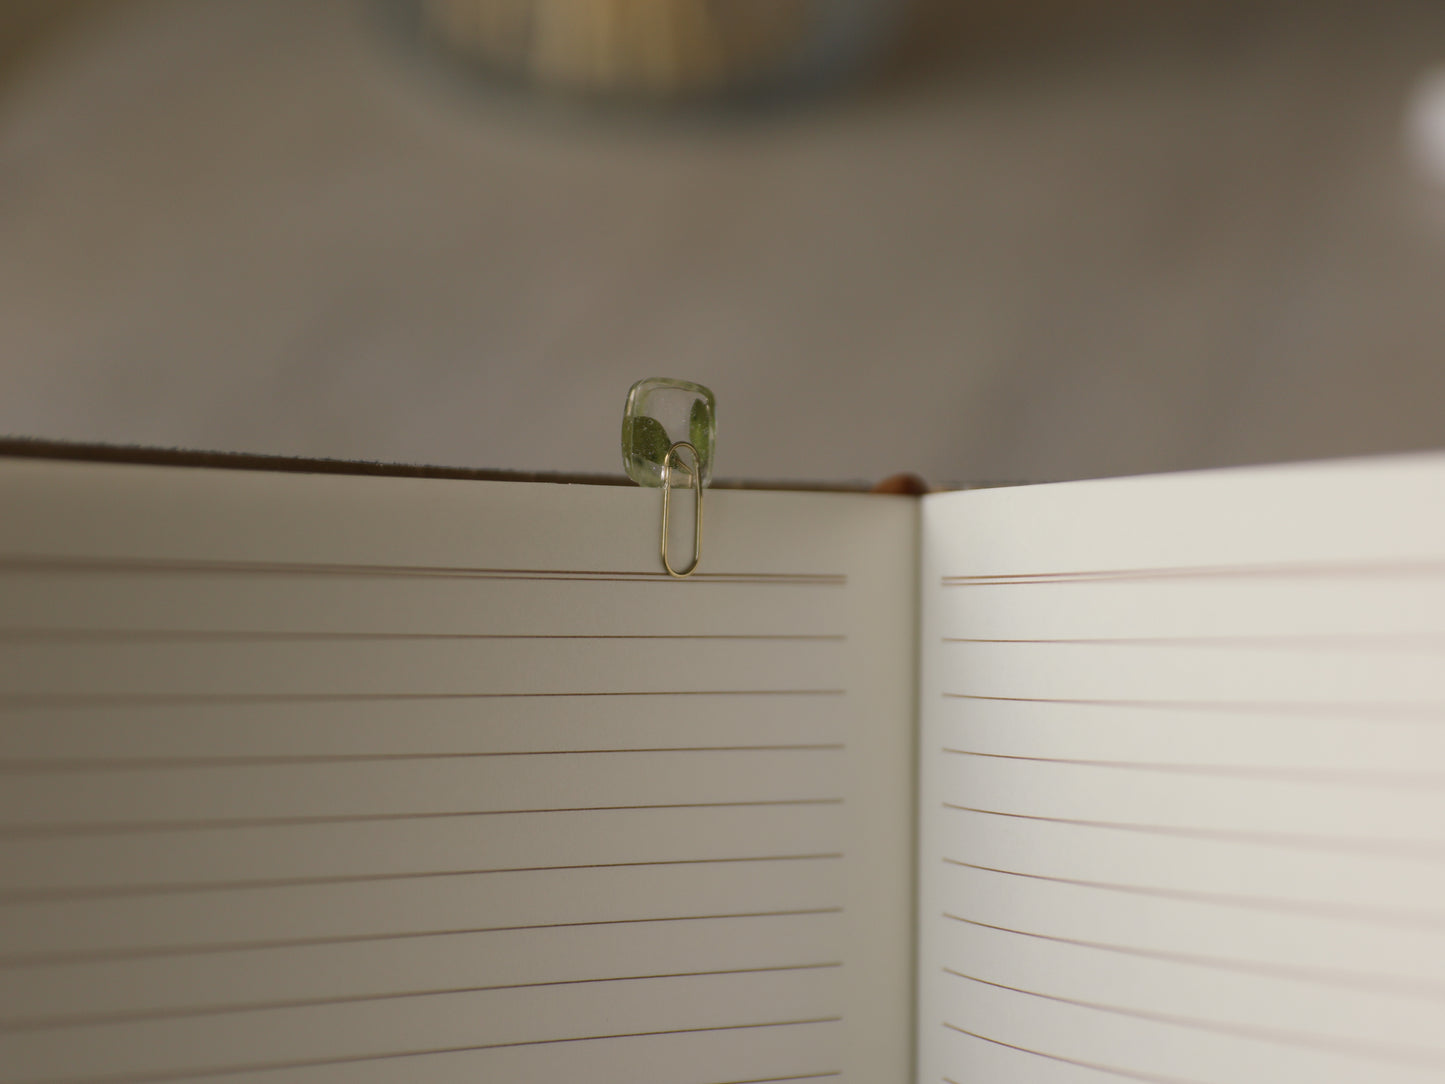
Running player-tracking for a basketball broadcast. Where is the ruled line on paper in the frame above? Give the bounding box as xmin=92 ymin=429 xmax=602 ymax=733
xmin=0 ymin=907 xmax=847 ymax=970
xmin=941 ymin=692 xmax=1445 ymax=720
xmin=941 ymin=1032 xmax=1210 ymax=1084
xmin=941 ymin=913 xmax=1445 ymax=1000
xmin=941 ymin=804 xmax=1445 ymax=860
xmin=941 ymin=968 xmax=1445 ymax=1067
xmin=0 ymin=798 xmax=847 ymax=839
xmin=941 ymin=635 xmax=1445 ymax=650
xmin=941 ymin=857 xmax=1445 ymax=930
xmin=0 ymin=853 xmax=847 ymax=905
xmin=25 ymin=1018 xmax=845 ymax=1084
xmin=3 ymin=962 xmax=845 ymax=1032
xmin=940 ymin=559 xmax=1445 ymax=586
xmin=0 ymin=690 xmax=848 ymax=710
xmin=940 ymin=748 xmax=1445 ymax=789
xmin=0 ymin=630 xmax=849 ymax=643
xmin=0 ymin=745 xmax=848 ymax=773
xmin=0 ymin=554 xmax=847 ymax=586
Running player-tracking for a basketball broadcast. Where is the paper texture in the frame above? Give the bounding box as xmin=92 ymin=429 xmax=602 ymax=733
xmin=917 ymin=455 xmax=1445 ymax=1084
xmin=0 ymin=460 xmax=916 ymax=1084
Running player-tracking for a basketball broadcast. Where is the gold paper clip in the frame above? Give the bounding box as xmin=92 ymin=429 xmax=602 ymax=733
xmin=621 ymin=379 xmax=716 ymax=580
xmin=660 ymin=441 xmax=703 ymax=578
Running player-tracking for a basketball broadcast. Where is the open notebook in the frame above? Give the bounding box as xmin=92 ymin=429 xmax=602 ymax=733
xmin=2 ymin=449 xmax=1444 ymax=1084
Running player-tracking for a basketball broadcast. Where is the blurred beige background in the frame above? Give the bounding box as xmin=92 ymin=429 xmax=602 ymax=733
xmin=1 ymin=0 xmax=1443 ymax=485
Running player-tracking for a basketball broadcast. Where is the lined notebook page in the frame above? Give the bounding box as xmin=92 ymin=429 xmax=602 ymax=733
xmin=917 ymin=455 xmax=1445 ymax=1084
xmin=0 ymin=458 xmax=917 ymax=1084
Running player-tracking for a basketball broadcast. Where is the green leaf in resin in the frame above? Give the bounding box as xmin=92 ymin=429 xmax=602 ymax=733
xmin=689 ymin=396 xmax=714 ymax=469
xmin=624 ymin=414 xmax=672 ymax=470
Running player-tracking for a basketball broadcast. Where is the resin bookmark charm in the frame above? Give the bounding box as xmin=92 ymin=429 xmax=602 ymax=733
xmin=621 ymin=378 xmax=716 ymax=578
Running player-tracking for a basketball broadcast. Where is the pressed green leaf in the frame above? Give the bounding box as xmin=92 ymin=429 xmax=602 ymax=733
xmin=688 ymin=397 xmax=714 ymax=468
xmin=626 ymin=415 xmax=672 ymax=469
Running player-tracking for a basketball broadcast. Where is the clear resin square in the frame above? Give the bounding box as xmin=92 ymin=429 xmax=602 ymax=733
xmin=620 ymin=378 xmax=716 ymax=488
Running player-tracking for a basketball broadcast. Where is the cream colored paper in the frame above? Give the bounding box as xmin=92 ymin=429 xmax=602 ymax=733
xmin=917 ymin=455 xmax=1445 ymax=1084
xmin=0 ymin=459 xmax=916 ymax=1084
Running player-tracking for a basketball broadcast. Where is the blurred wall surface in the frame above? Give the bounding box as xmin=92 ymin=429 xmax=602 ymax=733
xmin=2 ymin=0 xmax=1444 ymax=484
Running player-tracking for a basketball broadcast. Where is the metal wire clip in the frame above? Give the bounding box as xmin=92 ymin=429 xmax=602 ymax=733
xmin=660 ymin=441 xmax=703 ymax=578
